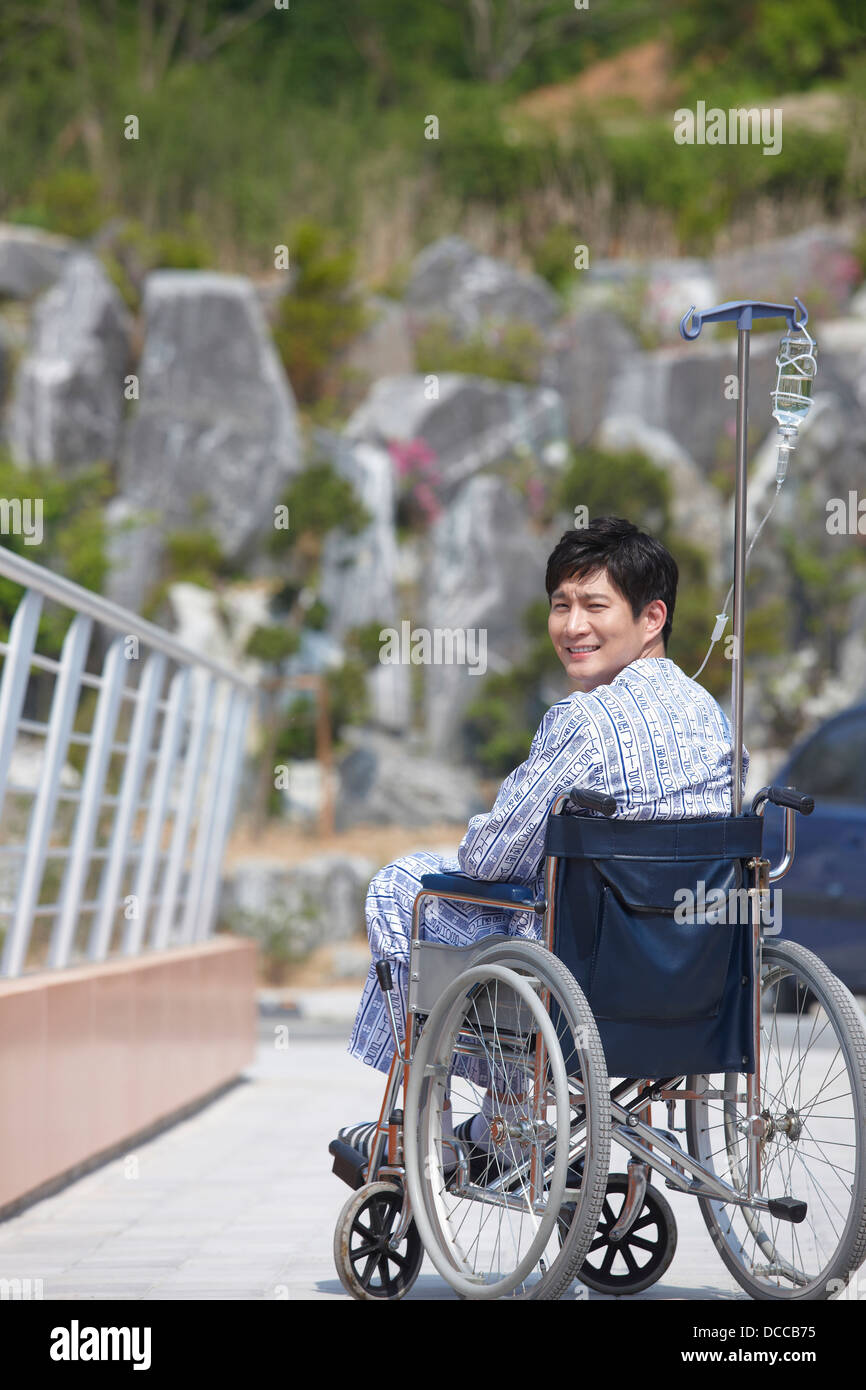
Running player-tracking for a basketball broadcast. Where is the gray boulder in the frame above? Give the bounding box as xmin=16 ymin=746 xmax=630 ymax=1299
xmin=612 ymin=313 xmax=866 ymax=482
xmin=595 ymin=415 xmax=725 ymax=582
xmin=315 ymin=430 xmax=409 ymax=732
xmin=317 ymin=433 xmax=399 ymax=639
xmin=104 ymin=498 xmax=164 ymax=615
xmin=423 ymin=473 xmax=551 ymax=753
xmin=119 ymin=270 xmax=302 ymax=562
xmin=226 ymin=853 xmax=375 ymax=950
xmin=336 ymin=727 xmax=483 ymax=828
xmin=575 ymin=256 xmax=718 ymax=342
xmin=345 ymin=373 xmax=567 ymax=500
xmin=343 ymin=296 xmax=414 ymax=379
xmin=541 ymin=309 xmax=639 ymax=446
xmin=405 ymin=236 xmax=562 ymax=334
xmin=0 ymin=224 xmax=70 ymax=299
xmin=7 ymin=252 xmax=132 ymax=468
xmin=365 ymin=662 xmax=412 ymax=734
xmin=605 ymin=333 xmax=779 ymax=475
xmin=713 ymin=227 xmax=860 ymax=318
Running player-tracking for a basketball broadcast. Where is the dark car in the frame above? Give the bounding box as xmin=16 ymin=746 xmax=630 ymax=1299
xmin=762 ymin=704 xmax=866 ymax=995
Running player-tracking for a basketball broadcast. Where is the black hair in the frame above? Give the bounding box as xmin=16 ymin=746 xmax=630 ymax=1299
xmin=545 ymin=516 xmax=678 ymax=649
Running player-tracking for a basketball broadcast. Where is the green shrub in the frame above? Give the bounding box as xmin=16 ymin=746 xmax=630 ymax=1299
xmin=12 ymin=170 xmax=107 ymax=240
xmin=0 ymin=457 xmax=112 ymax=654
xmin=245 ymin=625 xmax=300 ymax=664
xmin=533 ymin=225 xmax=587 ymax=295
xmin=302 ymin=597 xmax=329 ymax=631
xmin=345 ymin=620 xmax=390 ymax=667
xmin=228 ymin=891 xmax=321 ymax=984
xmin=269 ymin=457 xmax=370 ymax=556
xmin=272 ymin=222 xmax=369 ymax=406
xmin=273 ymin=656 xmax=370 ymax=762
xmin=141 ymin=524 xmax=239 ymax=620
xmin=414 ymin=318 xmax=543 ymax=384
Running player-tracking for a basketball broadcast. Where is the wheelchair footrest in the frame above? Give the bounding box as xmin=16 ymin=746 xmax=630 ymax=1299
xmin=767 ymin=1195 xmax=808 ymax=1224
xmin=329 ymin=1139 xmax=367 ymax=1191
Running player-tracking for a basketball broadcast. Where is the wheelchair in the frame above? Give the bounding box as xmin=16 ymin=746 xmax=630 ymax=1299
xmin=329 ymin=783 xmax=866 ymax=1301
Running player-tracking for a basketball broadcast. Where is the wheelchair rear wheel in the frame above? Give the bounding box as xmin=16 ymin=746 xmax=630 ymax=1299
xmin=405 ymin=942 xmax=610 ymax=1299
xmin=686 ymin=938 xmax=866 ymax=1300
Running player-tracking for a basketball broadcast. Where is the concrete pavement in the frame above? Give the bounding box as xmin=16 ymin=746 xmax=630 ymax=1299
xmin=0 ymin=991 xmax=860 ymax=1301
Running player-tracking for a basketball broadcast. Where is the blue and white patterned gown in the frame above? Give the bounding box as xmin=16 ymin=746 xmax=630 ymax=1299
xmin=348 ymin=657 xmax=749 ymax=1074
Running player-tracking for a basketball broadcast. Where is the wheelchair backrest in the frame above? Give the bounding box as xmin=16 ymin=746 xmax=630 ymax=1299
xmin=543 ymin=812 xmax=765 ymax=1077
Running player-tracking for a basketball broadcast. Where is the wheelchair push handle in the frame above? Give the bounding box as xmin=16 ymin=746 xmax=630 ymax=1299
xmin=767 ymin=784 xmax=815 ymax=815
xmin=751 ymin=785 xmax=815 ymax=816
xmin=569 ymin=785 xmax=617 ymax=818
xmin=751 ymin=784 xmax=814 ymax=885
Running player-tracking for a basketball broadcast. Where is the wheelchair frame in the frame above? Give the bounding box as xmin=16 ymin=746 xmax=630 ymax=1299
xmin=356 ymin=787 xmax=803 ymax=1240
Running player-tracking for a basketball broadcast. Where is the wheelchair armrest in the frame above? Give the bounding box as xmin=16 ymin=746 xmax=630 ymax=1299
xmin=419 ymin=872 xmax=540 ymax=910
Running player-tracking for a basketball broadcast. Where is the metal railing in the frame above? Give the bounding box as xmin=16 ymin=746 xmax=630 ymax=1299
xmin=0 ymin=545 xmax=254 ymax=978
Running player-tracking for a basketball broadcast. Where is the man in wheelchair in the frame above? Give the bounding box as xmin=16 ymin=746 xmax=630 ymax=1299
xmin=343 ymin=515 xmax=749 ymax=1163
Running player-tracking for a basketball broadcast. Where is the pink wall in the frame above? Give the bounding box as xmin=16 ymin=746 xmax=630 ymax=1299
xmin=0 ymin=936 xmax=257 ymax=1212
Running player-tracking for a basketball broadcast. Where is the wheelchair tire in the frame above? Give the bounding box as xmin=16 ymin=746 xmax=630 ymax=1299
xmin=686 ymin=937 xmax=866 ymax=1300
xmin=562 ymin=1173 xmax=677 ymax=1295
xmin=333 ymin=1181 xmax=423 ymax=1301
xmin=404 ymin=942 xmax=610 ymax=1300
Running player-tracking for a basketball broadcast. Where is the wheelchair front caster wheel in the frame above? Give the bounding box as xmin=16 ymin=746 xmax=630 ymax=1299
xmin=333 ymin=1181 xmax=423 ymax=1301
xmin=562 ymin=1173 xmax=677 ymax=1295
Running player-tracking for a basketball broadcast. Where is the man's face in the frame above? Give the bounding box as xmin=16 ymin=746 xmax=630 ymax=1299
xmin=547 ymin=567 xmax=666 ymax=692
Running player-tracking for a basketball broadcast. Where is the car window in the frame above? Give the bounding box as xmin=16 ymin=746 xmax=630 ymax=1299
xmin=785 ymin=713 xmax=866 ymax=803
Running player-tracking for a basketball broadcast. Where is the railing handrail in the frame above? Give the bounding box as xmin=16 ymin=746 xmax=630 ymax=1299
xmin=0 ymin=544 xmax=256 ymax=691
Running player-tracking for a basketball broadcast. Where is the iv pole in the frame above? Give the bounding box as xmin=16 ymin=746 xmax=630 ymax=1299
xmin=679 ymin=296 xmax=809 ymax=815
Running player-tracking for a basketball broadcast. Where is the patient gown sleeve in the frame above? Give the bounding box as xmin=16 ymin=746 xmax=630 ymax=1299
xmin=455 ymin=701 xmax=597 ymax=883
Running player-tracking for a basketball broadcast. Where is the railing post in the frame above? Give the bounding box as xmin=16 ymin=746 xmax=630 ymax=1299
xmin=88 ymin=652 xmax=167 ymax=961
xmin=123 ymin=667 xmax=190 ymax=955
xmin=50 ymin=636 xmax=127 ymax=969
xmin=179 ymin=683 xmax=239 ymax=944
xmin=0 ymin=589 xmax=43 ymax=815
xmin=196 ymin=692 xmax=251 ymax=941
xmin=4 ymin=613 xmax=92 ymax=977
xmin=151 ymin=673 xmax=215 ymax=951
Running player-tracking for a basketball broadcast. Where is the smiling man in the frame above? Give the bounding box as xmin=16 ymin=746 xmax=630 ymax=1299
xmin=347 ymin=516 xmax=748 ymax=1088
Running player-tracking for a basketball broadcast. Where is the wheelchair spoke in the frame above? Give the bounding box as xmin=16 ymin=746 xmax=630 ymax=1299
xmin=622 ymin=1244 xmax=639 ymax=1277
xmin=351 ymin=1240 xmax=378 ymax=1260
xmin=405 ymin=944 xmax=610 ymax=1298
xmin=628 ymin=1235 xmax=657 ymax=1254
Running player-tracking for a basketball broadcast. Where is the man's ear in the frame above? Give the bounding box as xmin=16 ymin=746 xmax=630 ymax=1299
xmin=643 ymin=598 xmax=667 ymax=641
